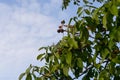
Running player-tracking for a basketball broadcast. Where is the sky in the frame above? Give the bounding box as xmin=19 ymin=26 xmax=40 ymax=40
xmin=0 ymin=0 xmax=77 ymax=80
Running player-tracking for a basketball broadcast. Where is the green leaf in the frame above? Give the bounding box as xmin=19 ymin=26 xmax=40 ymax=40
xmin=79 ymin=29 xmax=83 ymax=39
xmin=92 ymin=8 xmax=99 ymax=21
xmin=60 ymin=39 xmax=68 ymax=47
xmin=77 ymin=7 xmax=83 ymax=16
xmin=77 ymin=58 xmax=83 ymax=69
xmin=26 ymin=73 xmax=32 ymax=80
xmin=94 ymin=63 xmax=101 ymax=69
xmin=32 ymin=74 xmax=37 ymax=80
xmin=19 ymin=73 xmax=25 ymax=80
xmin=116 ymin=27 xmax=120 ymax=41
xmin=77 ymin=7 xmax=82 ymax=14
xmin=117 ymin=0 xmax=120 ymax=3
xmin=37 ymin=53 xmax=45 ymax=60
xmin=99 ymin=78 xmax=104 ymax=80
xmin=66 ymin=52 xmax=72 ymax=65
xmin=38 ymin=47 xmax=47 ymax=51
xmin=83 ymin=0 xmax=89 ymax=4
xmin=95 ymin=33 xmax=102 ymax=39
xmin=82 ymin=74 xmax=89 ymax=80
xmin=84 ymin=9 xmax=90 ymax=15
xmin=72 ymin=39 xmax=78 ymax=49
xmin=63 ymin=67 xmax=69 ymax=76
xmin=101 ymin=48 xmax=109 ymax=59
xmin=99 ymin=70 xmax=110 ymax=79
xmin=108 ymin=40 xmax=114 ymax=50
xmin=51 ymin=65 xmax=59 ymax=73
xmin=110 ymin=4 xmax=118 ymax=16
xmin=68 ymin=18 xmax=73 ymax=25
xmin=55 ymin=53 xmax=60 ymax=59
xmin=40 ymin=67 xmax=45 ymax=74
xmin=103 ymin=13 xmax=107 ymax=29
xmin=26 ymin=65 xmax=32 ymax=74
xmin=51 ymin=77 xmax=56 ymax=80
xmin=68 ymin=38 xmax=78 ymax=49
xmin=112 ymin=56 xmax=120 ymax=64
xmin=36 ymin=76 xmax=45 ymax=80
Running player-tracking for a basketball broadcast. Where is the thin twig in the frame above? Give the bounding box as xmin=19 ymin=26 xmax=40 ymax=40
xmin=91 ymin=53 xmax=102 ymax=60
xmin=73 ymin=65 xmax=93 ymax=79
xmin=89 ymin=35 xmax=95 ymax=39
xmin=104 ymin=60 xmax=109 ymax=69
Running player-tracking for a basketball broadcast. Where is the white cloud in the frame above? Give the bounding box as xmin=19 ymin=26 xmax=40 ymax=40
xmin=0 ymin=0 xmax=63 ymax=80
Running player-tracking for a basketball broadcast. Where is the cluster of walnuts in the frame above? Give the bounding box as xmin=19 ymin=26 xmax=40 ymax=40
xmin=57 ymin=20 xmax=66 ymax=33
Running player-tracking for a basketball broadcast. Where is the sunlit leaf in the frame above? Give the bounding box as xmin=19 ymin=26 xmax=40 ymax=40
xmin=54 ymin=53 xmax=60 ymax=59
xmin=51 ymin=65 xmax=59 ymax=73
xmin=103 ymin=13 xmax=107 ymax=29
xmin=77 ymin=7 xmax=83 ymax=17
xmin=68 ymin=38 xmax=78 ymax=49
xmin=110 ymin=4 xmax=118 ymax=16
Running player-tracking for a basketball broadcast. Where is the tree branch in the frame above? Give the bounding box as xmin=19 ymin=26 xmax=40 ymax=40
xmin=73 ymin=65 xmax=93 ymax=79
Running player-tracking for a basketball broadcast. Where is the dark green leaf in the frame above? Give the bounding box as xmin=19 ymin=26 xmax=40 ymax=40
xmin=38 ymin=47 xmax=47 ymax=51
xmin=77 ymin=7 xmax=82 ymax=14
xmin=63 ymin=67 xmax=69 ymax=76
xmin=84 ymin=9 xmax=90 ymax=15
xmin=99 ymin=70 xmax=110 ymax=79
xmin=77 ymin=58 xmax=83 ymax=69
xmin=68 ymin=18 xmax=73 ymax=25
xmin=19 ymin=73 xmax=25 ymax=80
xmin=37 ymin=53 xmax=45 ymax=60
xmin=110 ymin=4 xmax=118 ymax=16
xmin=32 ymin=74 xmax=37 ymax=80
xmin=26 ymin=73 xmax=32 ymax=80
xmin=112 ymin=56 xmax=120 ymax=64
xmin=83 ymin=0 xmax=89 ymax=4
xmin=101 ymin=48 xmax=109 ymax=59
xmin=26 ymin=65 xmax=32 ymax=74
xmin=77 ymin=7 xmax=83 ymax=16
xmin=66 ymin=51 xmax=72 ymax=65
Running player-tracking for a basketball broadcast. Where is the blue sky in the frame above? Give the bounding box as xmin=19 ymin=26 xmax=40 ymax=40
xmin=0 ymin=0 xmax=77 ymax=80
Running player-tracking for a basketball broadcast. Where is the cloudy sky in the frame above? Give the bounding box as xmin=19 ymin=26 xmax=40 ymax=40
xmin=0 ymin=0 xmax=77 ymax=80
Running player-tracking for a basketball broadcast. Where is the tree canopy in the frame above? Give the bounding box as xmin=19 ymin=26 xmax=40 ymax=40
xmin=19 ymin=0 xmax=120 ymax=80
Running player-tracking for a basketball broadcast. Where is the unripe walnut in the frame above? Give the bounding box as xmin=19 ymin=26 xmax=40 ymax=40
xmin=59 ymin=26 xmax=62 ymax=28
xmin=60 ymin=29 xmax=64 ymax=33
xmin=57 ymin=29 xmax=64 ymax=33
xmin=61 ymin=20 xmax=65 ymax=24
xmin=57 ymin=29 xmax=60 ymax=33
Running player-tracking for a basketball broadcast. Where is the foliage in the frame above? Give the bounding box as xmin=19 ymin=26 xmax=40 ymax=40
xmin=19 ymin=0 xmax=120 ymax=80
